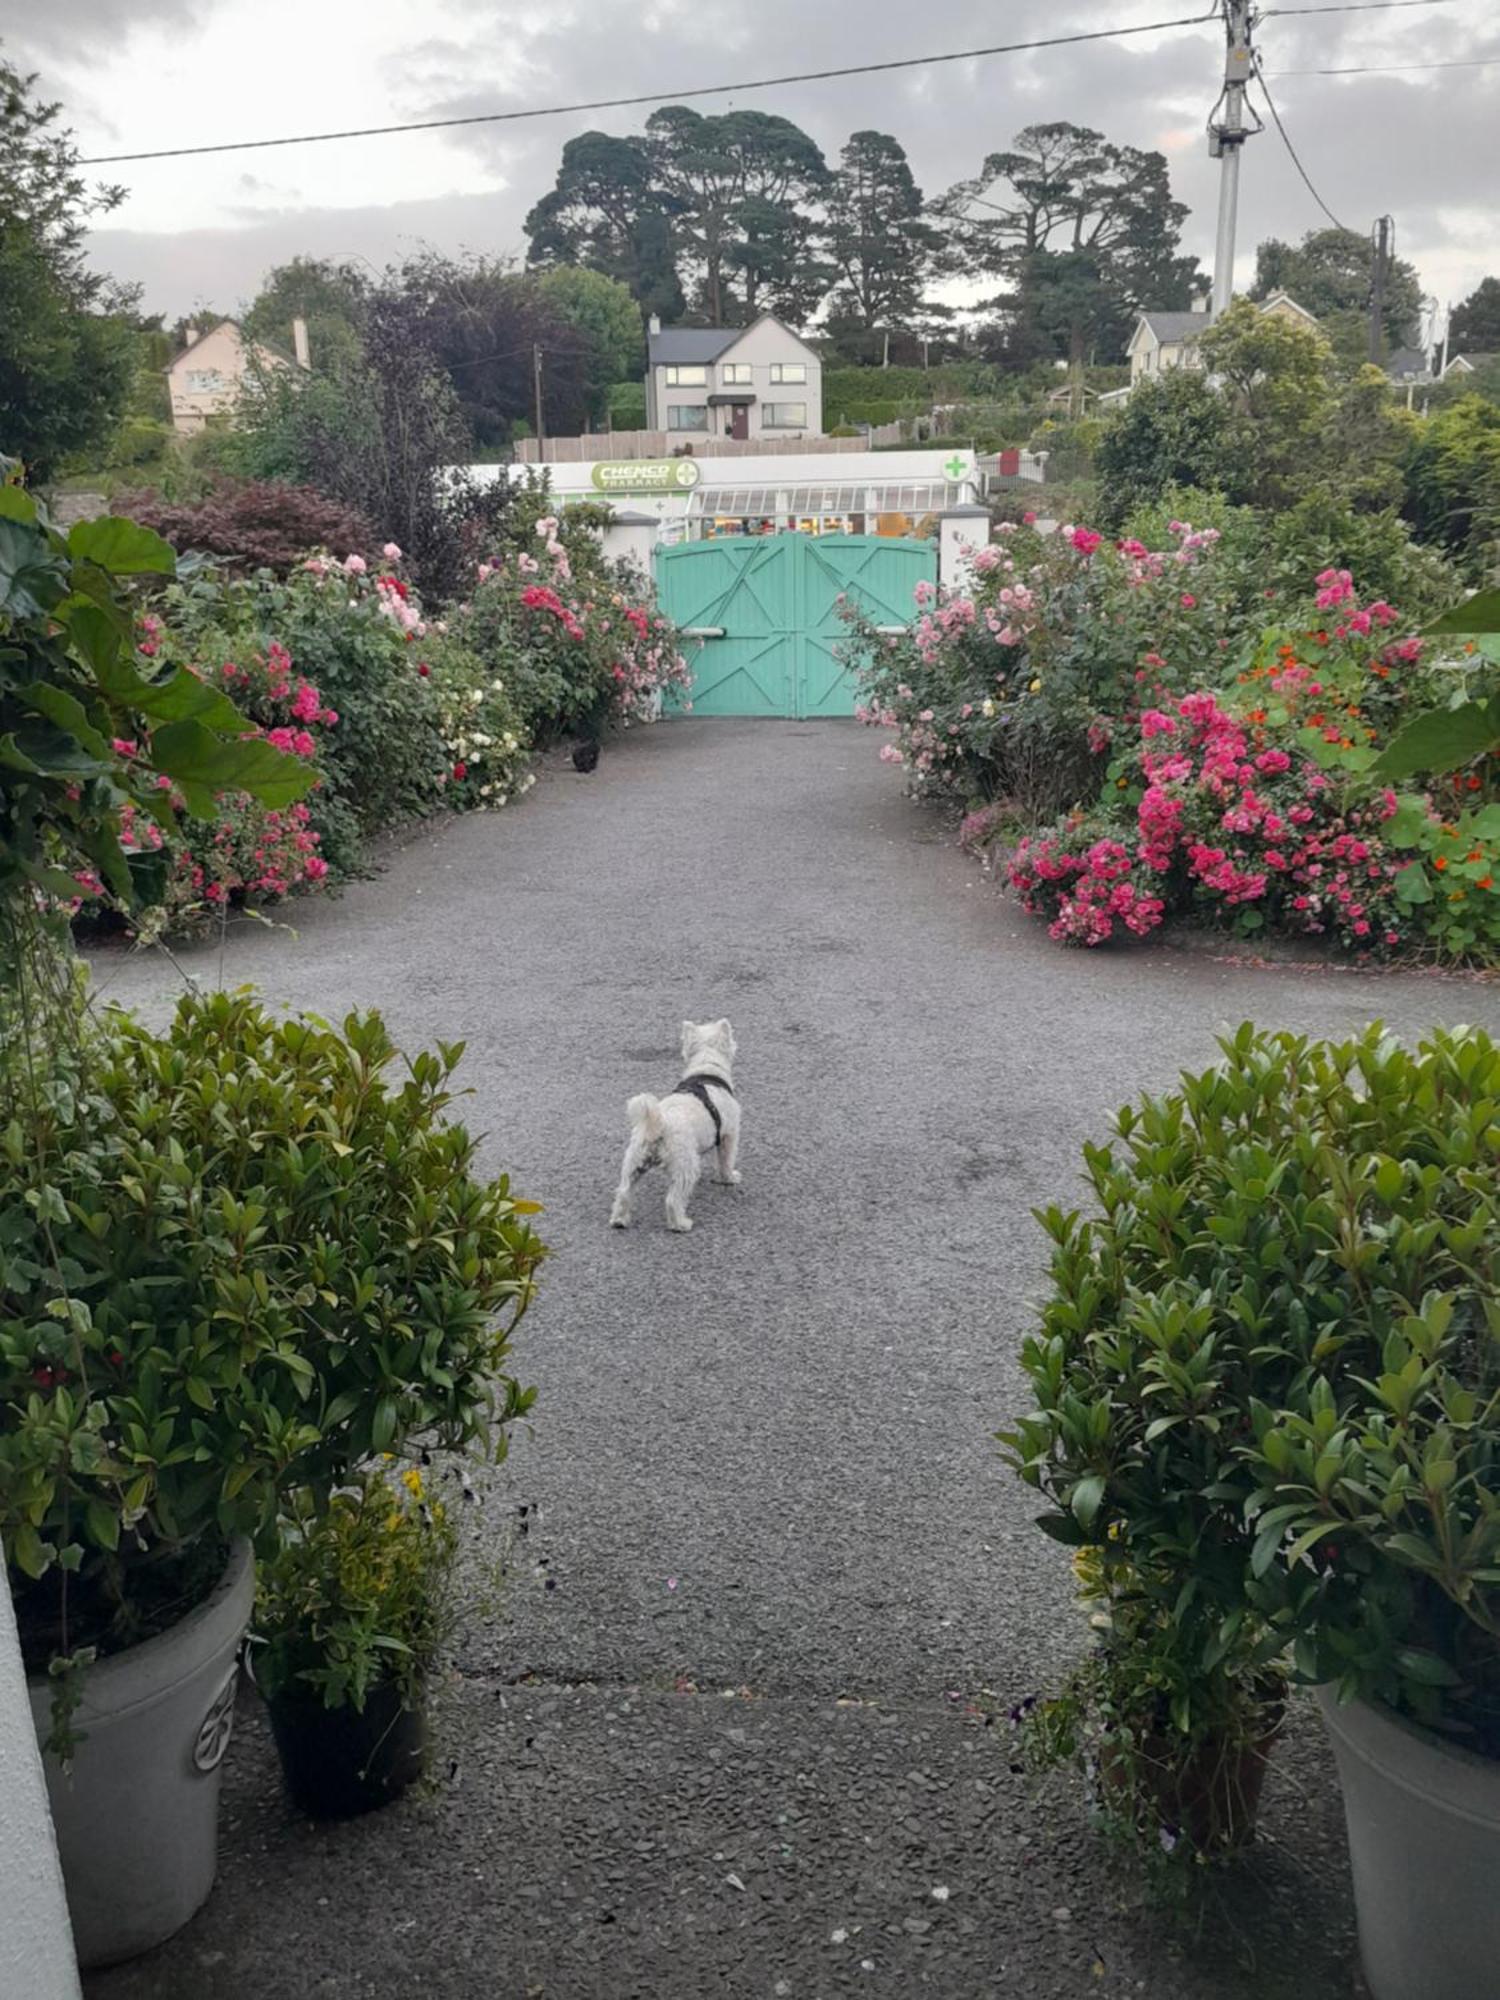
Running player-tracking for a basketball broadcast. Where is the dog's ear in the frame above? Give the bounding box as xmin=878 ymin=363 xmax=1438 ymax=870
xmin=714 ymin=1018 xmax=735 ymax=1050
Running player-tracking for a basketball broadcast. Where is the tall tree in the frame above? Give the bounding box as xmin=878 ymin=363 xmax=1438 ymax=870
xmin=524 ymin=131 xmax=684 ymax=323
xmin=0 ymin=59 xmax=135 ymax=479
xmin=1251 ymin=227 xmax=1422 ymax=352
xmin=823 ymin=130 xmax=943 ymax=334
xmin=940 ymin=123 xmax=1198 ymax=363
xmin=1449 ymin=277 xmax=1500 ymax=356
xmin=646 ymin=107 xmax=829 ymax=326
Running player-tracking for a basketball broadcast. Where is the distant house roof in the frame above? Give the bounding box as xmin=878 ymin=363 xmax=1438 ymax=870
xmin=1386 ymin=346 xmax=1432 ymax=381
xmin=647 ymin=313 xmax=820 ymax=370
xmin=648 ymin=327 xmax=742 ymax=367
xmin=1137 ymin=312 xmax=1207 ymax=344
xmin=1445 ymin=352 xmax=1495 ymax=376
xmin=1257 ymin=290 xmax=1319 ymax=325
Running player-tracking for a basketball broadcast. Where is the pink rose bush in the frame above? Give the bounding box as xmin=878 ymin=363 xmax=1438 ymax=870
xmin=849 ymin=516 xmax=1499 ymax=961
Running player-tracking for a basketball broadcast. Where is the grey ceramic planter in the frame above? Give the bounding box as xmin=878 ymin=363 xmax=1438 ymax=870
xmin=28 ymin=1538 xmax=254 ymax=1969
xmin=1318 ymin=1686 xmax=1500 ymax=2000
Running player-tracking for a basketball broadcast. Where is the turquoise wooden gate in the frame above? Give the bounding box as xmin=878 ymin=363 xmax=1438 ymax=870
xmin=654 ymin=534 xmax=935 ymax=718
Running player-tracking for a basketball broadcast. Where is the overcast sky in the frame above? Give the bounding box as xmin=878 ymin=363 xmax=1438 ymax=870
xmin=5 ymin=0 xmax=1497 ymax=325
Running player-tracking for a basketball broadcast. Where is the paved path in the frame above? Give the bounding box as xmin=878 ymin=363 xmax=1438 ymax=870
xmin=88 ymin=721 xmax=1500 ymax=2000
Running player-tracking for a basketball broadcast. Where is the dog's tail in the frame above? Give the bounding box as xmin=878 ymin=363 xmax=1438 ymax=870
xmin=625 ymin=1092 xmax=666 ymax=1143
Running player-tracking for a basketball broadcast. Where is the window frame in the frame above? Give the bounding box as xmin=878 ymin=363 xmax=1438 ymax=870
xmin=720 ymin=362 xmax=753 ymax=386
xmin=763 ymin=401 xmax=808 ymax=430
xmin=663 ymin=364 xmax=708 ymax=387
xmin=769 ymin=362 xmax=807 ymax=385
xmin=667 ymin=403 xmax=709 ymax=431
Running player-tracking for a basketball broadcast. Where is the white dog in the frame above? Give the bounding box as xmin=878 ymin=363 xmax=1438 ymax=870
xmin=609 ymin=1019 xmax=741 ymax=1233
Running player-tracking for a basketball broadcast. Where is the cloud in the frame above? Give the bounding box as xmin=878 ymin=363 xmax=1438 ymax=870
xmin=46 ymin=0 xmax=1498 ymax=317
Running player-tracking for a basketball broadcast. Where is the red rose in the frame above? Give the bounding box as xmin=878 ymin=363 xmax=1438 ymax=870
xmin=417 ymin=663 xmax=430 ymax=677
xmin=452 ymin=761 xmax=467 ymax=781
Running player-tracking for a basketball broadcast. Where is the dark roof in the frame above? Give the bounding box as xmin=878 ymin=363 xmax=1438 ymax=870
xmin=1137 ymin=311 xmax=1207 ymax=343
xmin=648 ymin=327 xmax=741 ymax=366
xmin=1385 ymin=346 xmax=1431 ymax=380
xmin=1448 ymin=351 xmax=1496 ymax=372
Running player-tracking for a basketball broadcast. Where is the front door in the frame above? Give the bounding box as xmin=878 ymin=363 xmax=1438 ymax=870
xmin=730 ymin=405 xmax=749 ymax=441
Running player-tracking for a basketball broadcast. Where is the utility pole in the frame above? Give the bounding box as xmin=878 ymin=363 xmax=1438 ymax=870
xmin=1209 ymin=0 xmax=1256 ymax=319
xmin=1368 ymin=215 xmax=1392 ymax=365
xmin=532 ymin=342 xmax=546 ymax=461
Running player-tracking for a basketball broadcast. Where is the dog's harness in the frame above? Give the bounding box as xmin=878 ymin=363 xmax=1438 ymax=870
xmin=669 ymin=1072 xmax=735 ymax=1144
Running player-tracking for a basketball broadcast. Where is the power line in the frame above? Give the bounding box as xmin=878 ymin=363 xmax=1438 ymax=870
xmin=77 ymin=13 xmax=1220 ymax=165
xmin=1251 ymin=56 xmax=1353 ymax=232
xmin=1268 ymin=53 xmax=1500 ymax=73
xmin=1261 ymin=0 xmax=1455 ymax=13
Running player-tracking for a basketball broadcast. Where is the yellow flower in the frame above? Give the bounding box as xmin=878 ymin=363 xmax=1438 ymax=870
xmin=401 ymin=1467 xmax=424 ymax=1498
xmin=1029 ymin=677 xmax=1042 ymax=693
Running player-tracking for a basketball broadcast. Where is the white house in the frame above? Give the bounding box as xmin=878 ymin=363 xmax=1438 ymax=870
xmin=1124 ymin=291 xmax=1318 ymax=390
xmin=165 ymin=318 xmax=309 ymax=436
xmin=643 ymin=313 xmax=823 ymax=447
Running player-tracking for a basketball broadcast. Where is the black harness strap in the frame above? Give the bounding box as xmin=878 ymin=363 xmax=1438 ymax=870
xmin=669 ymin=1072 xmax=735 ymax=1144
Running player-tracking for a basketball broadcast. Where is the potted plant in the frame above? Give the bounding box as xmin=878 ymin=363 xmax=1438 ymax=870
xmin=1004 ymin=1022 xmax=1499 ymax=1990
xmin=1000 ymin=1177 xmax=1291 ymax=1861
xmin=3 ymin=987 xmax=543 ymax=1965
xmin=1016 ymin=1549 xmax=1285 ymax=1861
xmin=249 ymin=1466 xmax=459 ymax=1818
xmin=1231 ymin=1026 xmax=1500 ymax=2000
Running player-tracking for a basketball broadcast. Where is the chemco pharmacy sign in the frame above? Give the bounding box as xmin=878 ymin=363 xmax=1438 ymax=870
xmin=590 ymin=459 xmax=702 ymax=494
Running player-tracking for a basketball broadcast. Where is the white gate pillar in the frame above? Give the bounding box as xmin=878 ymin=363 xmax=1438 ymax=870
xmin=1 ymin=1556 xmax=82 ymax=1998
xmin=600 ymin=509 xmax=660 ymax=580
xmin=938 ymin=505 xmax=991 ymax=589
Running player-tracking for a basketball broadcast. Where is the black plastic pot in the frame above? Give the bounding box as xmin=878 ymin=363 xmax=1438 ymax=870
xmin=264 ymin=1679 xmax=427 ymax=1820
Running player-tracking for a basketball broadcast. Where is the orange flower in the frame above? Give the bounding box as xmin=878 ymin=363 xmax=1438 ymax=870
xmin=1480 ymin=875 xmax=1495 ymax=891
xmin=1434 ymin=855 xmax=1449 ymax=871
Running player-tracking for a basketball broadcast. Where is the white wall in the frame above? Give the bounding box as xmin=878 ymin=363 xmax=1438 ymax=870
xmin=0 ymin=1570 xmax=82 ymax=1999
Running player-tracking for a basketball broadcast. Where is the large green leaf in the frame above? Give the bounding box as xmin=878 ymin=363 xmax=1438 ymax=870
xmin=0 ymin=518 xmax=65 ymax=619
xmin=0 ymin=487 xmax=37 ymax=525
xmin=1375 ymin=698 xmax=1500 ymax=781
xmin=68 ymin=517 xmax=177 ymax=577
xmin=149 ymin=719 xmax=314 ymax=817
xmin=21 ymin=681 xmax=112 ymax=760
xmin=1426 ymin=589 xmax=1500 ymax=637
xmin=99 ymin=660 xmax=251 ymax=736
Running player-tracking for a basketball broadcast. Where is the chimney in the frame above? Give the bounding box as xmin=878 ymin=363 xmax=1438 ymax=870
xmin=292 ymin=316 xmax=310 ymax=369
xmin=1190 ymin=289 xmax=1210 ymax=314
xmin=184 ymin=326 xmax=200 ymax=346
xmin=648 ymin=313 xmax=661 ymax=336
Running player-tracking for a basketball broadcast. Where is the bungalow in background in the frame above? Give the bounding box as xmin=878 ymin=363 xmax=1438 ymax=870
xmin=165 ymin=317 xmax=309 ymax=436
xmin=643 ymin=313 xmax=823 ymax=448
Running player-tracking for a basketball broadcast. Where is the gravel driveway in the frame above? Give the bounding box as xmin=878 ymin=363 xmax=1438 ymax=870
xmin=86 ymin=720 xmax=1500 ymax=2000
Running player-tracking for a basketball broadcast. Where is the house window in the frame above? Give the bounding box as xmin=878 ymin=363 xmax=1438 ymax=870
xmin=721 ymin=362 xmax=753 ymax=385
xmin=763 ymin=402 xmax=807 ymax=429
xmin=667 ymin=404 xmax=709 ymax=430
xmin=186 ymin=369 xmax=225 ymax=393
xmin=664 ymin=365 xmax=708 ymax=387
xmin=769 ymin=362 xmax=806 ymax=384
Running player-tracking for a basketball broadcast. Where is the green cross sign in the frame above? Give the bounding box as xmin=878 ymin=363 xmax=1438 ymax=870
xmin=944 ymin=453 xmax=968 ymax=480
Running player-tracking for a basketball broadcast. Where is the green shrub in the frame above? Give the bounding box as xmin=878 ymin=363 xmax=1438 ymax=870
xmin=159 ymin=556 xmax=446 ymax=875
xmin=1002 ymin=1023 xmax=1500 ymax=1757
xmin=2 ymin=989 xmax=544 ymax=1681
xmin=253 ymin=1467 xmax=461 ymax=1713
